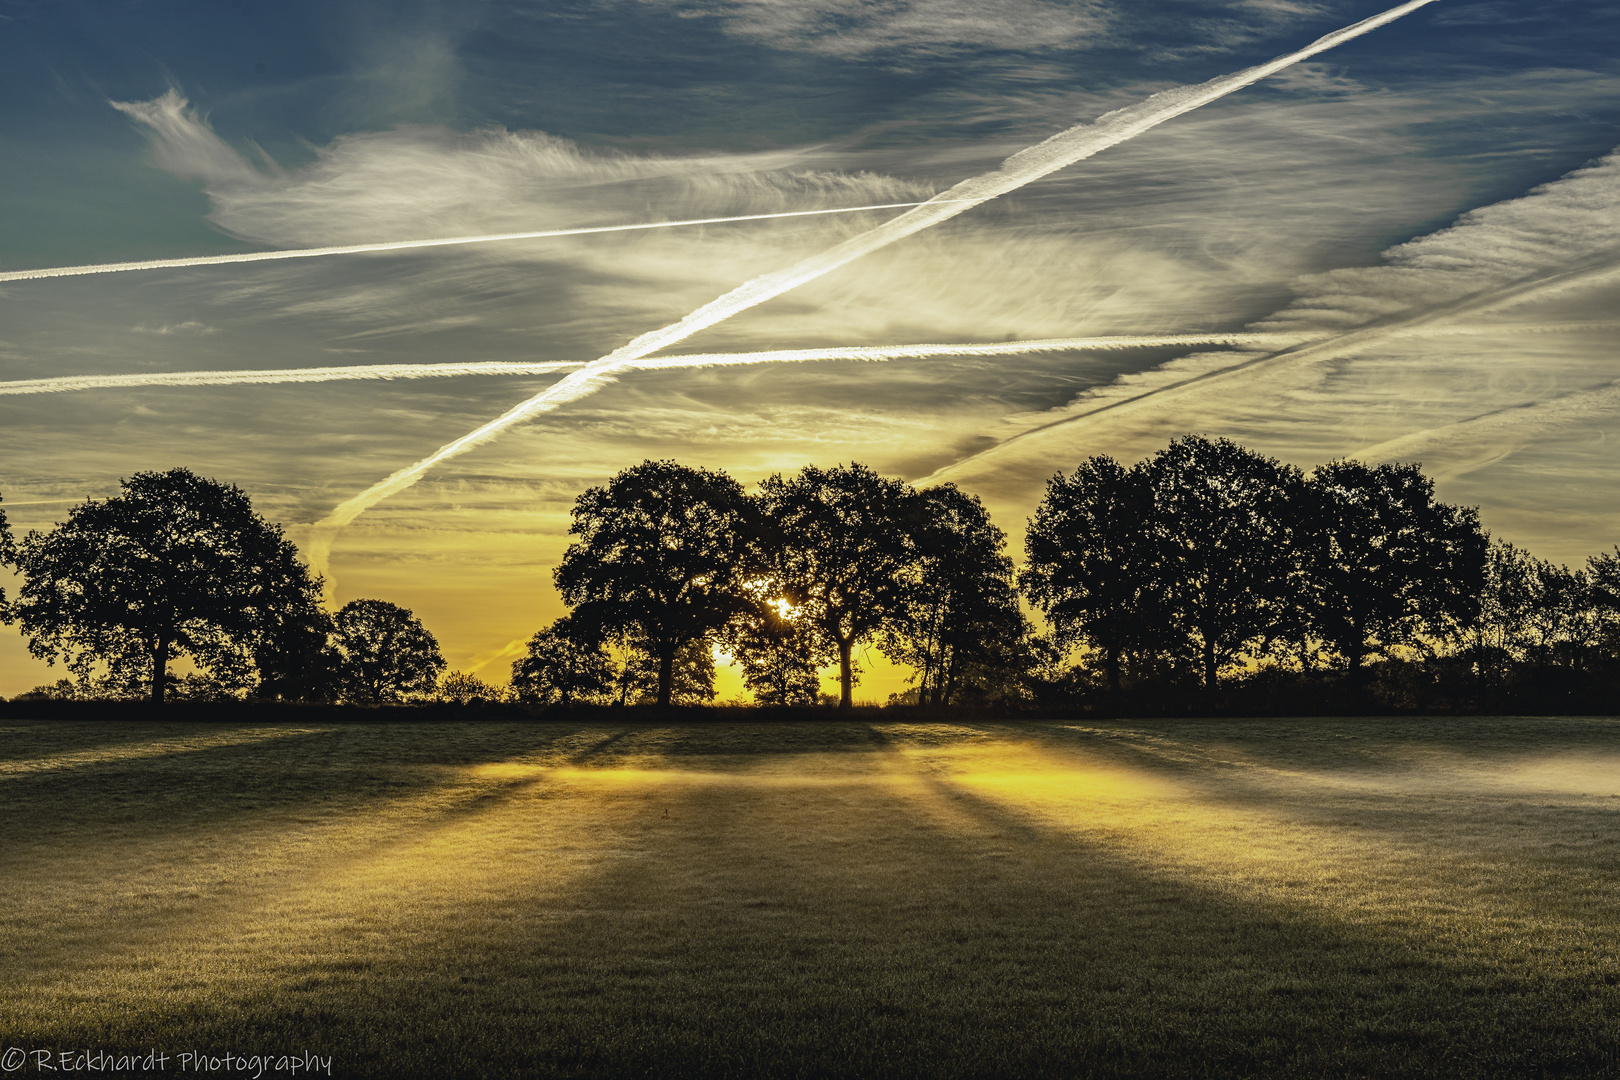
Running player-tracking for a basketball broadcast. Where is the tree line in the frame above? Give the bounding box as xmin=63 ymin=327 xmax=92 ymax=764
xmin=4 ymin=439 xmax=1620 ymax=712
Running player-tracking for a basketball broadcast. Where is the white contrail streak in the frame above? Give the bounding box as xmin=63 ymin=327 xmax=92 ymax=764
xmin=0 ymin=203 xmax=950 ymax=284
xmin=0 ymin=361 xmax=580 ymax=396
xmin=925 ymin=255 xmax=1620 ymax=482
xmin=1356 ymin=379 xmax=1620 ymax=472
xmin=0 ymin=334 xmax=1296 ymax=397
xmin=25 ymin=323 xmax=1617 ymax=400
xmin=307 ymin=0 xmax=1440 ymax=585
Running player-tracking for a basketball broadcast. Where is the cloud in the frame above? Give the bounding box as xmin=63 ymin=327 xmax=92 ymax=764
xmin=615 ymin=0 xmax=1348 ymax=59
xmin=646 ymin=0 xmax=1110 ymax=58
xmin=132 ymin=320 xmax=217 ymax=336
xmin=108 ymin=90 xmax=265 ymax=187
xmin=922 ymin=142 xmax=1620 ymax=556
xmin=304 ymin=0 xmax=1440 ymax=591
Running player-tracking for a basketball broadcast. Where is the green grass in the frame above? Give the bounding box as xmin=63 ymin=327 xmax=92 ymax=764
xmin=3 ymin=717 xmax=1620 ymax=1077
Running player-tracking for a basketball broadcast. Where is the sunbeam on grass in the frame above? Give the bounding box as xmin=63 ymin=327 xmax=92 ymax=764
xmin=2 ymin=718 xmax=1619 ymax=1077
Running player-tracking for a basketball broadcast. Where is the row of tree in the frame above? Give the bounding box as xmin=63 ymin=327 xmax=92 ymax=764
xmin=0 ymin=472 xmax=447 ymax=704
xmin=5 ymin=439 xmax=1619 ymax=711
xmin=510 ymin=441 xmax=1620 ymax=711
xmin=518 ymin=459 xmax=1026 ymax=709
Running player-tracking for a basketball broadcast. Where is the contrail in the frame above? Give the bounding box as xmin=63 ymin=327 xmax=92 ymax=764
xmin=308 ymin=0 xmax=1441 ymax=586
xmin=1356 ymin=378 xmax=1620 ymax=473
xmin=0 ymin=360 xmax=579 ymax=396
xmin=925 ymin=255 xmax=1620 ymax=483
xmin=0 ymin=333 xmax=1296 ymax=397
xmin=19 ymin=322 xmax=1609 ymax=399
xmin=0 ymin=203 xmax=951 ymax=285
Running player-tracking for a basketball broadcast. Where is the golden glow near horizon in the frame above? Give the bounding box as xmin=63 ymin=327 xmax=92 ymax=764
xmin=5 ymin=4 xmax=1620 ymax=698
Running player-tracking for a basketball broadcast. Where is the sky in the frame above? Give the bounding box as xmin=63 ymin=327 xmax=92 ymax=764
xmin=2 ymin=0 xmax=1618 ymax=699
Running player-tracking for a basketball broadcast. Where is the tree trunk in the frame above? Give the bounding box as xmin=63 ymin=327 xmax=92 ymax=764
xmin=1203 ymin=634 xmax=1217 ymax=691
xmin=150 ymin=630 xmax=169 ymax=705
xmin=657 ymin=646 xmax=675 ymax=708
xmin=1105 ymin=646 xmax=1121 ymax=694
xmin=917 ymin=640 xmax=934 ymax=708
xmin=837 ymin=636 xmax=854 ymax=709
xmin=1346 ymin=642 xmax=1369 ymax=703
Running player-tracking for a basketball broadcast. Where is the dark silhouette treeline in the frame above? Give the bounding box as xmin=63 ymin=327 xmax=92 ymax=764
xmin=4 ymin=439 xmax=1619 ymax=715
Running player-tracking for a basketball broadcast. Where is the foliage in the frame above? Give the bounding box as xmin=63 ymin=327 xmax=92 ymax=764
xmin=0 ymin=491 xmax=14 ymax=615
xmin=252 ymin=602 xmax=340 ymax=703
xmin=757 ymin=463 xmax=915 ymax=708
xmin=438 ymin=670 xmax=504 ymax=706
xmin=724 ymin=603 xmax=828 ymax=706
xmin=511 ymin=616 xmax=615 ymax=706
xmin=1022 ymin=456 xmax=1160 ymax=693
xmin=1141 ymin=436 xmax=1301 ymax=689
xmin=11 ymin=469 xmax=323 ymax=704
xmin=332 ymin=599 xmax=445 ymax=704
xmin=1296 ymin=460 xmax=1485 ymax=679
xmin=884 ymin=484 xmax=1025 ymax=706
xmin=617 ymin=634 xmax=718 ymax=706
xmin=554 ymin=460 xmax=758 ymax=707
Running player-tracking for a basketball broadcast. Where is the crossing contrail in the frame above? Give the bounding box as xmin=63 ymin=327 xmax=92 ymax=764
xmin=19 ymin=320 xmax=1607 ymax=400
xmin=307 ymin=0 xmax=1441 ymax=586
xmin=23 ymin=322 xmax=1615 ymax=399
xmin=0 ymin=334 xmax=1298 ymax=397
xmin=0 ymin=203 xmax=951 ymax=285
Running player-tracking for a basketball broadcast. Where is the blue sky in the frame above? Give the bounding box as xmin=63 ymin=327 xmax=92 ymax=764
xmin=3 ymin=0 xmax=1619 ymax=695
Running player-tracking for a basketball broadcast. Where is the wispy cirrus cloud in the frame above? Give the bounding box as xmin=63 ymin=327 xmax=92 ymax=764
xmin=928 ymin=142 xmax=1620 ymax=556
xmin=615 ymin=0 xmax=1348 ymax=60
xmin=634 ymin=0 xmax=1111 ymax=58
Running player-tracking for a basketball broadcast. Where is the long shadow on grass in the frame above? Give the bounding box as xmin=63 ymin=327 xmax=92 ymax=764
xmin=13 ymin=722 xmax=1620 ymax=1077
xmin=0 ymin=723 xmax=657 ymax=977
xmin=33 ymin=734 xmax=1617 ymax=1079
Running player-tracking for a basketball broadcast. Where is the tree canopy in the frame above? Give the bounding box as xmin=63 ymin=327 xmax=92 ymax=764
xmin=332 ymin=599 xmax=445 ymax=704
xmin=511 ymin=616 xmax=615 ymax=707
xmin=1144 ymin=436 xmax=1301 ymax=689
xmin=12 ymin=469 xmax=322 ymax=703
xmin=884 ymin=484 xmax=1025 ymax=706
xmin=554 ymin=460 xmax=758 ymax=707
xmin=724 ymin=600 xmax=828 ymax=706
xmin=757 ymin=463 xmax=916 ymax=708
xmin=1022 ymin=456 xmax=1158 ymax=693
xmin=1297 ymin=460 xmax=1485 ymax=680
xmin=0 ymin=492 xmax=14 ymax=615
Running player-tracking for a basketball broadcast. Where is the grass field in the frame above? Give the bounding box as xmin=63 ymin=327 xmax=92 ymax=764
xmin=3 ymin=716 xmax=1620 ymax=1078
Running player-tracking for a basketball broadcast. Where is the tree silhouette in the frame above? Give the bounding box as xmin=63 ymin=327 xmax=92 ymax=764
xmin=12 ymin=469 xmax=322 ymax=703
xmin=252 ymin=602 xmax=339 ymax=703
xmin=511 ymin=616 xmax=615 ymax=707
xmin=1528 ymin=561 xmax=1599 ymax=672
xmin=758 ymin=463 xmax=915 ymax=709
xmin=1144 ymin=436 xmax=1300 ymax=690
xmin=619 ymin=635 xmax=718 ymax=705
xmin=885 ymin=484 xmax=1024 ymax=706
xmin=725 ymin=602 xmax=827 ymax=706
xmin=0 ymin=493 xmax=14 ymax=619
xmin=1586 ymin=548 xmax=1620 ymax=663
xmin=1022 ymin=456 xmax=1159 ymax=693
xmin=554 ymin=460 xmax=757 ymax=707
xmin=1468 ymin=539 xmax=1536 ymax=691
xmin=438 ymin=670 xmax=502 ymax=705
xmin=332 ymin=599 xmax=445 ymax=703
xmin=1297 ymin=460 xmax=1485 ymax=685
